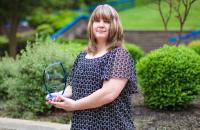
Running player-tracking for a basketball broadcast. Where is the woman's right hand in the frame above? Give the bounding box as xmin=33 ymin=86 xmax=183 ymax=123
xmin=45 ymin=92 xmax=59 ymax=101
xmin=46 ymin=85 xmax=72 ymax=104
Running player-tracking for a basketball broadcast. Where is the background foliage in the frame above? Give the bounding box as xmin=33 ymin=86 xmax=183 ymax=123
xmin=124 ymin=43 xmax=144 ymax=65
xmin=188 ymin=40 xmax=200 ymax=55
xmin=0 ymin=37 xmax=85 ymax=118
xmin=0 ymin=36 xmax=142 ymax=118
xmin=136 ymin=45 xmax=200 ymax=110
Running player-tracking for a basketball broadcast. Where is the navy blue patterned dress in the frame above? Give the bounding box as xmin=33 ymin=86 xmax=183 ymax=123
xmin=69 ymin=47 xmax=138 ymax=130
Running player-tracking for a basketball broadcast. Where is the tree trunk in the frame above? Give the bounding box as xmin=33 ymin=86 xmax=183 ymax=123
xmin=176 ymin=23 xmax=183 ymax=46
xmin=0 ymin=23 xmax=3 ymax=35
xmin=8 ymin=15 xmax=18 ymax=58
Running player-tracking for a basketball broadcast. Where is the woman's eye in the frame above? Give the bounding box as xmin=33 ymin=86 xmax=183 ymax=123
xmin=95 ymin=19 xmax=100 ymax=22
xmin=104 ymin=20 xmax=110 ymax=23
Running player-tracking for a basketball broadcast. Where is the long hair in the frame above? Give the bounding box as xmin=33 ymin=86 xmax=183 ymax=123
xmin=86 ymin=4 xmax=124 ymax=54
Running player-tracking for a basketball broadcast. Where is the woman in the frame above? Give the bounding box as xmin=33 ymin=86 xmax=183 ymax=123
xmin=48 ymin=4 xmax=138 ymax=130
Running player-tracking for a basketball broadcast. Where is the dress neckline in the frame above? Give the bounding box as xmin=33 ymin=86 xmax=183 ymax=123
xmin=84 ymin=51 xmax=109 ymax=60
xmin=83 ymin=47 xmax=121 ymax=60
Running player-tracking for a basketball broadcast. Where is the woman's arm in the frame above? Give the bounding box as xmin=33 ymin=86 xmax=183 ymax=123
xmin=48 ymin=78 xmax=127 ymax=111
xmin=74 ymin=78 xmax=127 ymax=110
xmin=61 ymin=85 xmax=72 ymax=98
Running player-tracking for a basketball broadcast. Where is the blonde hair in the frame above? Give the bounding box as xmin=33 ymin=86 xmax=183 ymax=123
xmin=86 ymin=4 xmax=124 ymax=54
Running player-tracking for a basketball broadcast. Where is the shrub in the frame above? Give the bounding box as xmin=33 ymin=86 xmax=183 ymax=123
xmin=57 ymin=38 xmax=88 ymax=46
xmin=48 ymin=10 xmax=80 ymax=30
xmin=27 ymin=8 xmax=49 ymax=28
xmin=0 ymin=56 xmax=20 ymax=101
xmin=36 ymin=24 xmax=54 ymax=36
xmin=188 ymin=40 xmax=200 ymax=55
xmin=5 ymin=37 xmax=85 ymax=117
xmin=124 ymin=43 xmax=144 ymax=65
xmin=136 ymin=45 xmax=200 ymax=110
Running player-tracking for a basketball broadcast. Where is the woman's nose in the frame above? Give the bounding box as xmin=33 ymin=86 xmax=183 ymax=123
xmin=99 ymin=20 xmax=105 ymax=27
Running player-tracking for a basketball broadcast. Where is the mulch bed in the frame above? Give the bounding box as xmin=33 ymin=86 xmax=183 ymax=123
xmin=132 ymin=94 xmax=200 ymax=130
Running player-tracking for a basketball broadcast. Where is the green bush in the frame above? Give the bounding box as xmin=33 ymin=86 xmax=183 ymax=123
xmin=136 ymin=45 xmax=200 ymax=110
xmin=36 ymin=24 xmax=54 ymax=36
xmin=27 ymin=8 xmax=49 ymax=28
xmin=27 ymin=8 xmax=80 ymax=31
xmin=188 ymin=40 xmax=200 ymax=55
xmin=4 ymin=37 xmax=85 ymax=117
xmin=124 ymin=43 xmax=144 ymax=65
xmin=48 ymin=10 xmax=80 ymax=30
xmin=0 ymin=56 xmax=20 ymax=101
xmin=57 ymin=38 xmax=88 ymax=46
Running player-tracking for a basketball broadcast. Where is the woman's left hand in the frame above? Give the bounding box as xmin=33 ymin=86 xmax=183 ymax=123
xmin=47 ymin=95 xmax=77 ymax=111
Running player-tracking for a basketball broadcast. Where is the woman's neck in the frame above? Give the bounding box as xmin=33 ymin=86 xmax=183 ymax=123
xmin=86 ymin=43 xmax=108 ymax=58
xmin=96 ymin=41 xmax=107 ymax=53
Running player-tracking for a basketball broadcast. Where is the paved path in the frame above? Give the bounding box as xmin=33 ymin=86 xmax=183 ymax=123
xmin=0 ymin=117 xmax=71 ymax=130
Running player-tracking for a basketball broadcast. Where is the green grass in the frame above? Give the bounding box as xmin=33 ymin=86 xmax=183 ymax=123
xmin=119 ymin=1 xmax=200 ymax=30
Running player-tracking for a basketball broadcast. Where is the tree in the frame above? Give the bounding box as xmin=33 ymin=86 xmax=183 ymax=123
xmin=0 ymin=0 xmax=45 ymax=57
xmin=173 ymin=0 xmax=197 ymax=46
xmin=156 ymin=0 xmax=173 ymax=31
xmin=155 ymin=0 xmax=197 ymax=45
xmin=0 ymin=0 xmax=71 ymax=58
xmin=0 ymin=0 xmax=111 ymax=58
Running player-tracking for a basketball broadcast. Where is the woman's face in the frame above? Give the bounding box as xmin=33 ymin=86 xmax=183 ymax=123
xmin=92 ymin=19 xmax=110 ymax=42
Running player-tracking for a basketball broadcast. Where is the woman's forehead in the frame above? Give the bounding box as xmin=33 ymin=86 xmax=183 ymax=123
xmin=93 ymin=15 xmax=111 ymax=21
xmin=92 ymin=6 xmax=113 ymax=21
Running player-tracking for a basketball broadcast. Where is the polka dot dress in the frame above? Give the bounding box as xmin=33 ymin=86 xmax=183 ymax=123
xmin=69 ymin=47 xmax=138 ymax=130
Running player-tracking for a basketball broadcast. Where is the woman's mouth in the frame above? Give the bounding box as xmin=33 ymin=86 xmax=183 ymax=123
xmin=96 ymin=28 xmax=106 ymax=33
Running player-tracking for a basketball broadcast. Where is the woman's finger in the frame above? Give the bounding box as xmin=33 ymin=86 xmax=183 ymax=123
xmin=57 ymin=95 xmax=66 ymax=101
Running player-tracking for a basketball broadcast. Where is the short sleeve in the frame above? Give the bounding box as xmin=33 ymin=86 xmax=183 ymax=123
xmin=102 ymin=48 xmax=138 ymax=94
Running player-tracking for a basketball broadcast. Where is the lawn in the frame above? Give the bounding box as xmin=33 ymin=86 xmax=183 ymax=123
xmin=119 ymin=1 xmax=200 ymax=30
